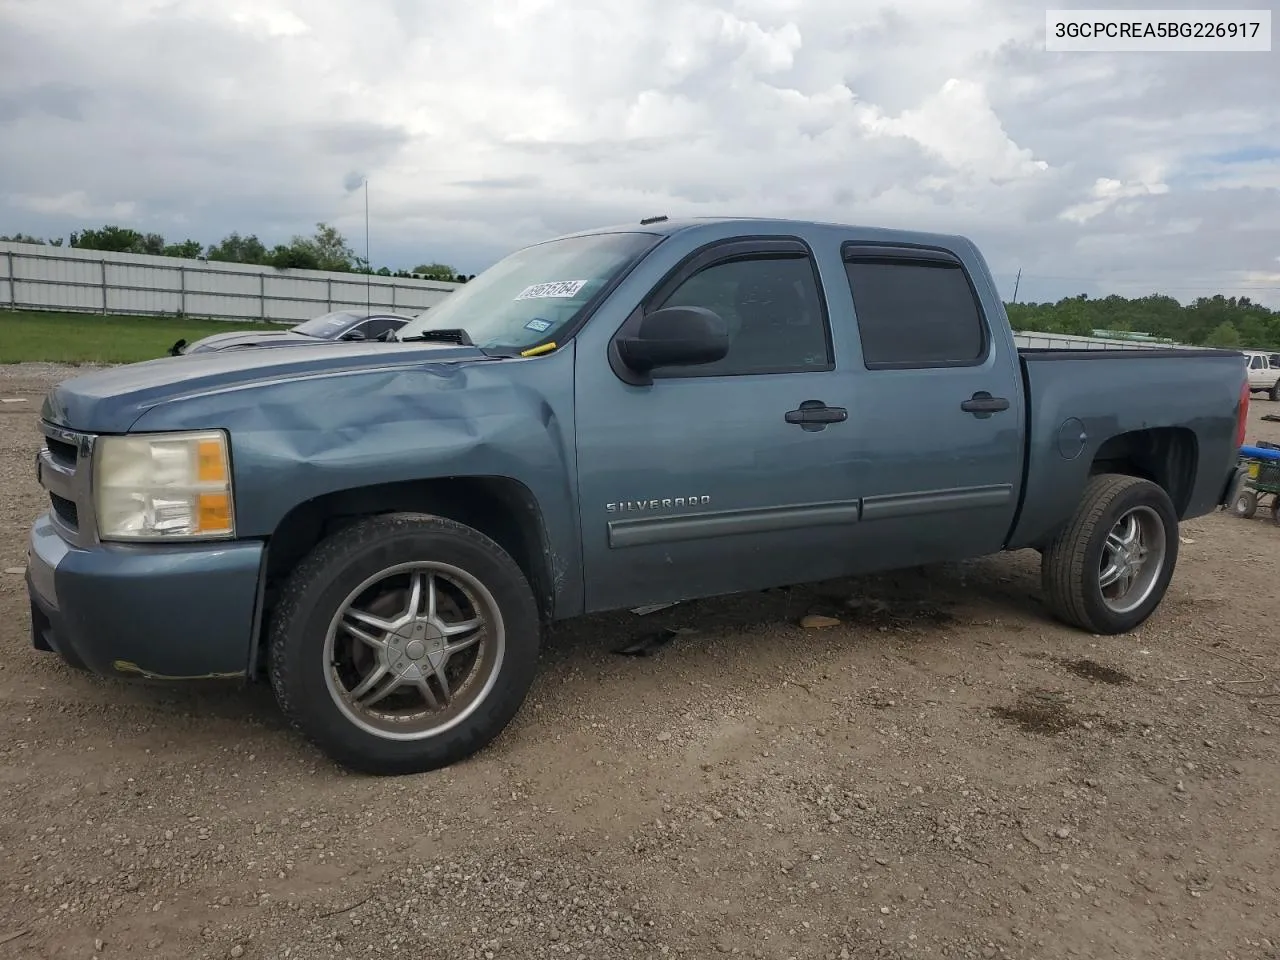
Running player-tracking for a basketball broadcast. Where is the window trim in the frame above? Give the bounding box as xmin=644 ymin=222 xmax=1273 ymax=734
xmin=607 ymin=235 xmax=836 ymax=383
xmin=841 ymin=241 xmax=992 ymax=371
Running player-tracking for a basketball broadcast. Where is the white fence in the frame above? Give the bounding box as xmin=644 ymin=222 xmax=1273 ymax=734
xmin=1014 ymin=330 xmax=1198 ymax=350
xmin=0 ymin=241 xmax=462 ymax=323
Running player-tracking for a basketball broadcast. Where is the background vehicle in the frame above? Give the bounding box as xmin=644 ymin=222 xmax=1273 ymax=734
xmin=27 ymin=217 xmax=1250 ymax=776
xmin=1244 ymin=350 xmax=1280 ymax=400
xmin=1230 ymin=441 xmax=1280 ymax=523
xmin=167 ymin=310 xmax=414 ymax=356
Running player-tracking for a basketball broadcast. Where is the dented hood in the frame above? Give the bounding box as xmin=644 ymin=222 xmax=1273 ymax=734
xmin=41 ymin=341 xmax=490 ymax=433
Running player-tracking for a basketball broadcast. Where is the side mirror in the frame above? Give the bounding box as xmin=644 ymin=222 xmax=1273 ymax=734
xmin=340 ymin=329 xmax=368 ymax=342
xmin=614 ymin=306 xmax=729 ymax=382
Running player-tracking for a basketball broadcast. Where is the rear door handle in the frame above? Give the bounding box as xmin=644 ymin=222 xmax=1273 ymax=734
xmin=785 ymin=400 xmax=847 ymax=432
xmin=960 ymin=392 xmax=1010 ymax=417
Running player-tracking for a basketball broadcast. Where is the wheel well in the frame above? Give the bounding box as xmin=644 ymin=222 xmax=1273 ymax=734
xmin=263 ymin=477 xmax=556 ymax=623
xmin=1089 ymin=427 xmax=1198 ymax=516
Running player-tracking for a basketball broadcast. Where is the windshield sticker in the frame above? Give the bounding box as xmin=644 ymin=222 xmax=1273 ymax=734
xmin=514 ymin=280 xmax=587 ymax=300
xmin=524 ymin=317 xmax=552 ymax=333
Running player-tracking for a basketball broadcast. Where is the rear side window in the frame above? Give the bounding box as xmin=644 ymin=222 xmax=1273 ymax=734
xmin=843 ymin=259 xmax=987 ymax=368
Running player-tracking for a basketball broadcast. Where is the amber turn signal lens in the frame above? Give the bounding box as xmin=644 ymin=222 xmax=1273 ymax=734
xmin=197 ymin=438 xmax=228 ymax=483
xmin=196 ymin=492 xmax=232 ymax=535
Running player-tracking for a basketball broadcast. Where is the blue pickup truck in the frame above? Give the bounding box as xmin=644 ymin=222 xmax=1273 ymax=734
xmin=26 ymin=216 xmax=1251 ymax=775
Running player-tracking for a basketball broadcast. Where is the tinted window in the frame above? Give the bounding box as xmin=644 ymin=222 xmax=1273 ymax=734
xmin=361 ymin=318 xmax=400 ymax=338
xmin=844 ymin=260 xmax=986 ymax=367
xmin=1250 ymin=355 xmax=1264 ymax=369
xmin=654 ymin=255 xmax=831 ymax=376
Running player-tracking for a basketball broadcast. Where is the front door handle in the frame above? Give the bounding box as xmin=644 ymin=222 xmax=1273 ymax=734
xmin=785 ymin=400 xmax=848 ymax=432
xmin=960 ymin=392 xmax=1010 ymax=418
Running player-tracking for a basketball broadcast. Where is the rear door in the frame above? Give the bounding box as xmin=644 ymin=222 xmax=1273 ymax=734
xmin=834 ymin=242 xmax=1026 ymax=569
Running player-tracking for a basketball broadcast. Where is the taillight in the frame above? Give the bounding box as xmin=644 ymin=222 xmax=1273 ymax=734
xmin=1236 ymin=379 xmax=1250 ymax=448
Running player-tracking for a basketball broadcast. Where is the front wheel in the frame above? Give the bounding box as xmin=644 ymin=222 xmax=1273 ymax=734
xmin=1040 ymin=474 xmax=1179 ymax=635
xmin=268 ymin=512 xmax=541 ymax=775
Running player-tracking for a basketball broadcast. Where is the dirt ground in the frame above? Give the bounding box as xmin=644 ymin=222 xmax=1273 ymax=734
xmin=1 ymin=363 xmax=1278 ymax=960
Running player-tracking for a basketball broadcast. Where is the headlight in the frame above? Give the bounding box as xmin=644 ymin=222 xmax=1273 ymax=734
xmin=93 ymin=430 xmax=235 ymax=541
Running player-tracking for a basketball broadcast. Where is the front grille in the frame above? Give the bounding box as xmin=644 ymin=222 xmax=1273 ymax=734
xmin=37 ymin=421 xmax=96 ymax=544
xmin=50 ymin=493 xmax=78 ymax=528
xmin=44 ymin=435 xmax=77 ymax=467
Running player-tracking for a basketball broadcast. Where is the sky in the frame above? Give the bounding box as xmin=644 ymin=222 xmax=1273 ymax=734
xmin=1 ymin=0 xmax=1278 ymax=307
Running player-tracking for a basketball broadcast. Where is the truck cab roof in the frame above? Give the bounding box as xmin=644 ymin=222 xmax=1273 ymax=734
xmin=549 ymin=215 xmax=978 ymax=253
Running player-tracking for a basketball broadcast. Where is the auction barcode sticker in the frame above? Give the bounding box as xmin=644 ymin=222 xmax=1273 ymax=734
xmin=1045 ymin=9 xmax=1271 ymax=51
xmin=514 ymin=280 xmax=588 ymax=300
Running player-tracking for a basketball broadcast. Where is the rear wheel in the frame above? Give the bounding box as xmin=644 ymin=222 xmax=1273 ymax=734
xmin=268 ymin=512 xmax=541 ymax=775
xmin=1270 ymin=381 xmax=1280 ymax=402
xmin=1041 ymin=474 xmax=1179 ymax=635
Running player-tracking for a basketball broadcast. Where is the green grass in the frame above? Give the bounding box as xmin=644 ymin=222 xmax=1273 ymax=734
xmin=0 ymin=310 xmax=287 ymax=364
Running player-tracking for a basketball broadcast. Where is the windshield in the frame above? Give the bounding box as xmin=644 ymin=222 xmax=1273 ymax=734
xmin=394 ymin=231 xmax=661 ymax=351
xmin=292 ymin=311 xmax=360 ymax=338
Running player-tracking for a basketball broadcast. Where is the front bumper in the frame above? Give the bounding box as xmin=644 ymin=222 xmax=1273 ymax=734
xmin=26 ymin=513 xmax=265 ymax=680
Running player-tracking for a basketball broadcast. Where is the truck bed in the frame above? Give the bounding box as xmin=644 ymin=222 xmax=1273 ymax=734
xmin=1007 ymin=345 xmax=1246 ymax=550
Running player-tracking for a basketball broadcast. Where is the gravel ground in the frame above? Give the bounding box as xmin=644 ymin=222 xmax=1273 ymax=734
xmin=1 ymin=364 xmax=1278 ymax=960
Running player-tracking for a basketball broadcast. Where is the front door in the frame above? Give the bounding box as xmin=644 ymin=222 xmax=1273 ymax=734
xmin=573 ymin=238 xmax=862 ymax=613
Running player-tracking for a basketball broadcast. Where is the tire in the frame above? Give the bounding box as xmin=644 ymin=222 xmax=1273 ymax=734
xmin=1232 ymin=489 xmax=1258 ymax=519
xmin=268 ymin=512 xmax=541 ymax=775
xmin=1040 ymin=474 xmax=1179 ymax=635
xmin=1271 ymin=381 xmax=1280 ymax=402
xmin=1271 ymin=498 xmax=1280 ymax=526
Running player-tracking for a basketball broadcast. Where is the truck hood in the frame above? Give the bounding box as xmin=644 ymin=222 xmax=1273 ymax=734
xmin=42 ymin=341 xmax=491 ymax=433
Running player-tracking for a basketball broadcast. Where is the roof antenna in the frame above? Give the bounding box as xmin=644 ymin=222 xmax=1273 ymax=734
xmin=364 ymin=177 xmax=371 ymax=315
xmin=639 ymin=215 xmax=668 ymax=225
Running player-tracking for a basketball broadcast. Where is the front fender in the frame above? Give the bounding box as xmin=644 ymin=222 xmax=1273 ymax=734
xmin=127 ymin=346 xmax=583 ymax=611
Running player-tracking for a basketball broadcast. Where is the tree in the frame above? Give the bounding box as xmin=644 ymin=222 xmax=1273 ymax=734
xmin=70 ymin=225 xmax=147 ymax=253
xmin=163 ymin=239 xmax=203 ymax=259
xmin=266 ymin=223 xmax=358 ymax=272
xmin=1204 ymin=320 xmax=1241 ymax=348
xmin=206 ymin=232 xmax=268 ymax=264
xmin=267 ymin=242 xmax=321 ymax=270
xmin=311 ymin=222 xmax=358 ymax=272
xmin=412 ymin=262 xmax=461 ymax=282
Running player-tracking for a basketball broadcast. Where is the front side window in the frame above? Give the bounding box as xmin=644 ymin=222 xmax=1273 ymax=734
xmin=359 ymin=317 xmax=400 ymax=339
xmin=652 ymin=254 xmax=832 ymax=376
xmin=394 ymin=232 xmax=661 ymax=352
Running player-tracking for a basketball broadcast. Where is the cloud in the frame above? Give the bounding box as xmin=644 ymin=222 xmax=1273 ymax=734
xmin=1059 ymin=175 xmax=1171 ymax=224
xmin=10 ymin=190 xmax=137 ymax=221
xmin=0 ymin=0 xmax=1277 ymax=306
